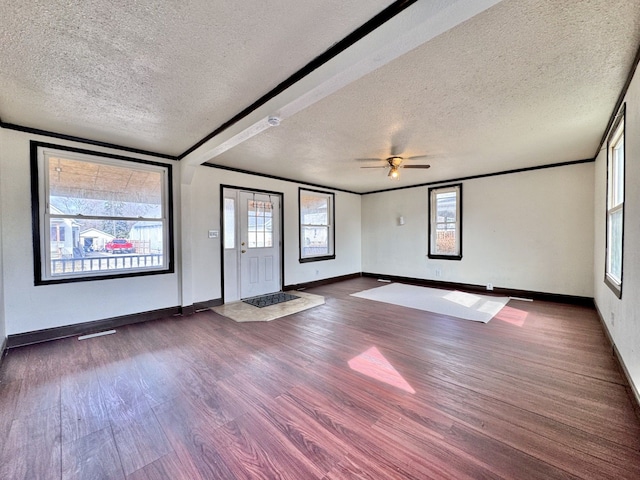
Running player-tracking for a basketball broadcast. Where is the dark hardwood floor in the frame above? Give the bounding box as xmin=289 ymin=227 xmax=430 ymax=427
xmin=1 ymin=277 xmax=639 ymax=479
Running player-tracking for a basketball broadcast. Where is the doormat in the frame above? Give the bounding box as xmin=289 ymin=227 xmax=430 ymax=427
xmin=213 ymin=291 xmax=324 ymax=322
xmin=243 ymin=292 xmax=300 ymax=308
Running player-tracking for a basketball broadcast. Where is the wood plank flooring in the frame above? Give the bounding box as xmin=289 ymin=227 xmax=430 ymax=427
xmin=1 ymin=277 xmax=639 ymax=479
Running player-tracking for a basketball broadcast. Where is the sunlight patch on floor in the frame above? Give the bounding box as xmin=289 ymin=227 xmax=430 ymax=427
xmin=348 ymin=346 xmax=415 ymax=394
xmin=443 ymin=290 xmax=481 ymax=308
xmin=493 ymin=306 xmax=528 ymax=327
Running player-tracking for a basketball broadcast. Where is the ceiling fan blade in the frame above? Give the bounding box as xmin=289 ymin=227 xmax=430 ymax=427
xmin=405 ymin=155 xmax=431 ymax=161
xmin=401 ymin=164 xmax=431 ymax=169
xmin=355 ymin=157 xmax=383 ymax=162
xmin=360 ymin=166 xmax=387 ymax=169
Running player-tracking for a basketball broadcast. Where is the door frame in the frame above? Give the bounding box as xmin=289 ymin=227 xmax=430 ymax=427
xmin=220 ymin=184 xmax=285 ymax=303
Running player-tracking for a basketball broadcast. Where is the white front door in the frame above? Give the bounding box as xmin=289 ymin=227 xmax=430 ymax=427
xmin=239 ymin=191 xmax=281 ymax=299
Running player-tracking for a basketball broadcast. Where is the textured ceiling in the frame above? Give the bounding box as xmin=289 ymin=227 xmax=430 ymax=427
xmin=2 ymin=0 xmax=640 ymax=193
xmin=0 ymin=0 xmax=394 ymax=155
xmin=210 ymin=0 xmax=640 ymax=192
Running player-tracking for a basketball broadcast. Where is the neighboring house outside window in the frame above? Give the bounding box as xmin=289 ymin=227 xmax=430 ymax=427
xmin=605 ymin=107 xmax=625 ymax=298
xmin=299 ymin=188 xmax=335 ymax=262
xmin=31 ymin=142 xmax=173 ymax=284
xmin=428 ymin=183 xmax=462 ymax=260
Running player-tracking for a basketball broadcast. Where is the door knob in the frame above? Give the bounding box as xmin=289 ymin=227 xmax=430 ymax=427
xmin=241 ymin=242 xmax=245 ymax=246
xmin=241 ymin=249 xmax=246 ymax=253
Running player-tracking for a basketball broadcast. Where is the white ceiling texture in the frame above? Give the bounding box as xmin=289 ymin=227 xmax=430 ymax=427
xmin=1 ymin=0 xmax=640 ymax=193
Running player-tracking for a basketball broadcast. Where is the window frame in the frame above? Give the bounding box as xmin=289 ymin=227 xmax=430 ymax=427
xmin=428 ymin=183 xmax=463 ymax=260
xmin=30 ymin=141 xmax=174 ymax=285
xmin=604 ymin=106 xmax=625 ymax=298
xmin=298 ymin=188 xmax=336 ymax=263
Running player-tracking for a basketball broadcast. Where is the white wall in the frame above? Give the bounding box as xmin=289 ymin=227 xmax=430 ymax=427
xmin=0 ymin=128 xmax=361 ymax=336
xmin=187 ymin=165 xmax=362 ymax=304
xmin=362 ymin=162 xmax=595 ymax=297
xmin=0 ymin=130 xmax=6 ymax=345
xmin=0 ymin=129 xmax=181 ymax=335
xmin=594 ymin=60 xmax=640 ymax=399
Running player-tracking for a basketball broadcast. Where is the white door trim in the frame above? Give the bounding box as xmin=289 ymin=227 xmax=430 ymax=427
xmin=221 ymin=186 xmax=284 ymax=303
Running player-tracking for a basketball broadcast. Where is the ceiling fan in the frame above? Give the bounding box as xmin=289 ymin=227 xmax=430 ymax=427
xmin=360 ymin=155 xmax=431 ymax=179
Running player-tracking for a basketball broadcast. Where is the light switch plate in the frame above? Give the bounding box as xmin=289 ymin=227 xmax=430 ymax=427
xmin=208 ymin=230 xmax=219 ymax=238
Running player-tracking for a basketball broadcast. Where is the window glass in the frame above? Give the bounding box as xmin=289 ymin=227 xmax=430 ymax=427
xmin=605 ymin=114 xmax=624 ymax=296
xmin=247 ymin=200 xmax=273 ymax=249
xmin=48 ymin=157 xmax=163 ymax=218
xmin=429 ymin=184 xmax=462 ymax=259
xmin=607 ymin=209 xmax=623 ymax=282
xmin=224 ymin=198 xmax=235 ymax=249
xmin=612 ymin=137 xmax=624 ymax=205
xmin=434 ymin=191 xmax=458 ymax=255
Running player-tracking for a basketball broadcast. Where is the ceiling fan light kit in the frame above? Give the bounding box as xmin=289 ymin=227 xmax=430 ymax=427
xmin=361 ymin=154 xmax=431 ymax=180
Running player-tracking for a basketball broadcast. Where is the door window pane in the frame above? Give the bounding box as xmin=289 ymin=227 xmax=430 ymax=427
xmin=247 ymin=200 xmax=273 ymax=249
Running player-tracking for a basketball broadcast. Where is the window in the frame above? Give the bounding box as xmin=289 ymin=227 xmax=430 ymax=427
xmin=299 ymin=188 xmax=335 ymax=262
xmin=428 ymin=183 xmax=462 ymax=260
xmin=31 ymin=142 xmax=173 ymax=284
xmin=224 ymin=197 xmax=235 ymax=249
xmin=605 ymin=109 xmax=625 ymax=298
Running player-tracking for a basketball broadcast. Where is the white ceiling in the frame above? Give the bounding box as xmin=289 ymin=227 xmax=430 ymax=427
xmin=0 ymin=0 xmax=395 ymax=154
xmin=2 ymin=0 xmax=640 ymax=193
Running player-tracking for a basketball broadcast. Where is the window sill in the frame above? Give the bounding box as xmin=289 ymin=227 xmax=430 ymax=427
xmin=604 ymin=275 xmax=622 ymax=299
xmin=428 ymin=254 xmax=462 ymax=261
xmin=35 ymin=267 xmax=173 ymax=286
xmin=299 ymin=255 xmax=336 ymax=264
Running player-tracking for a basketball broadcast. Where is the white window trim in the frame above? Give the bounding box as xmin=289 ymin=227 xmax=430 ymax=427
xmin=428 ymin=183 xmax=462 ymax=260
xmin=32 ymin=143 xmax=172 ymax=284
xmin=299 ymin=188 xmax=335 ymax=262
xmin=605 ymin=111 xmax=625 ymax=297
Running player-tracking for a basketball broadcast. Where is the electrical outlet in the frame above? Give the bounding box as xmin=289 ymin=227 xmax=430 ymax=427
xmin=611 ymin=312 xmax=615 ymax=326
xmin=315 ymin=269 xmax=320 ymax=276
xmin=435 ymin=268 xmax=442 ymax=277
xmin=486 ymin=283 xmax=494 ymax=291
